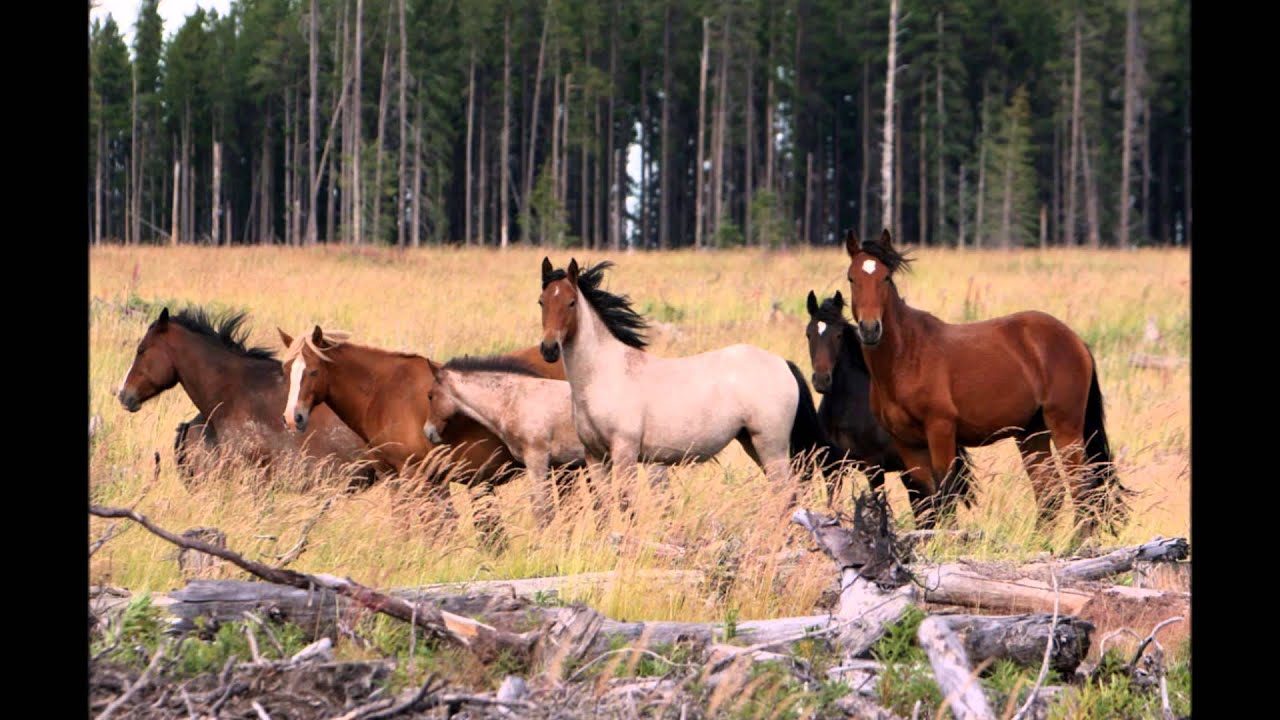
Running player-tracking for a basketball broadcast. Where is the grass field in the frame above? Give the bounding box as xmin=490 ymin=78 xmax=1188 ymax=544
xmin=89 ymin=245 xmax=1189 ymax=643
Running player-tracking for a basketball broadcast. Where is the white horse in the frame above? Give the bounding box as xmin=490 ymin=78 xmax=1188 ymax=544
xmin=537 ymin=258 xmax=839 ymax=508
xmin=422 ymin=355 xmax=586 ymax=525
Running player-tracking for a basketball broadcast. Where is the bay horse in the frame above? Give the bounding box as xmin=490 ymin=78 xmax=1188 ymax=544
xmin=277 ymin=326 xmax=565 ymax=490
xmin=422 ymin=356 xmax=586 ymax=526
xmin=117 ymin=307 xmax=375 ymax=488
xmin=538 ymin=258 xmax=841 ymax=509
xmin=841 ymin=229 xmax=1130 ymax=535
xmin=805 ymin=290 xmax=975 ymax=520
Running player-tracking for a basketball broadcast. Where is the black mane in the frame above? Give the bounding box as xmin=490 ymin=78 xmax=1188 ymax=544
xmin=860 ymin=238 xmax=914 ymax=275
xmin=814 ymin=296 xmax=850 ymax=326
xmin=444 ymin=354 xmax=543 ymax=378
xmin=168 ymin=307 xmax=276 ymax=361
xmin=546 ymin=261 xmax=649 ymax=349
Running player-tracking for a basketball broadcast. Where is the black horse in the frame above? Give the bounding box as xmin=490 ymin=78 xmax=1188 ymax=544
xmin=805 ymin=290 xmax=975 ymax=519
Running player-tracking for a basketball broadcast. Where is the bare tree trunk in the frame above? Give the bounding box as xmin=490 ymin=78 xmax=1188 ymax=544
xmin=744 ymin=44 xmax=754 ymax=247
xmin=551 ymin=64 xmax=561 ymax=218
xmin=1067 ymin=13 xmax=1082 ymax=246
xmin=295 ymin=88 xmax=304 ymax=246
xmin=1183 ymin=89 xmax=1191 ymax=246
xmin=1119 ymin=0 xmax=1139 ymax=249
xmin=894 ymin=119 xmax=903 ymax=242
xmin=803 ymin=152 xmax=813 ymax=245
xmin=212 ymin=137 xmax=221 ymax=247
xmin=524 ymin=0 xmax=553 ymax=244
xmin=595 ymin=97 xmax=604 ymax=249
xmin=1001 ymin=119 xmax=1013 ymax=249
xmin=260 ymin=108 xmax=273 ymax=244
xmin=127 ymin=66 xmax=136 ymax=245
xmin=712 ymin=11 xmax=730 ymax=239
xmin=639 ymin=68 xmax=648 ymax=248
xmin=339 ymin=0 xmax=350 ymax=243
xmin=352 ymin=0 xmax=364 ymax=245
xmin=171 ymin=148 xmax=180 ymax=246
xmin=975 ymin=82 xmax=988 ymax=247
xmin=95 ymin=99 xmax=104 ymax=246
xmin=881 ymin=0 xmax=898 ymax=232
xmin=463 ymin=51 xmax=475 ymax=243
xmin=286 ymin=90 xmax=294 ymax=245
xmin=581 ymin=43 xmax=591 ymax=248
xmin=479 ymin=98 xmax=488 ymax=246
xmin=183 ymin=104 xmax=193 ymax=245
xmin=919 ymin=74 xmax=928 ymax=245
xmin=1083 ymin=123 xmax=1101 ymax=248
xmin=695 ymin=15 xmax=710 ymax=249
xmin=607 ymin=0 xmax=619 ymax=250
xmin=660 ymin=3 xmax=672 ymax=249
xmin=562 ymin=74 xmax=571 ymax=226
xmin=765 ymin=57 xmax=776 ymax=199
xmin=859 ymin=62 xmax=869 ymax=244
xmin=1141 ymin=97 xmax=1150 ymax=246
xmin=1160 ymin=129 xmax=1170 ymax=245
xmin=1052 ymin=77 xmax=1062 ymax=247
xmin=1040 ymin=205 xmax=1047 ymax=248
xmin=501 ymin=9 xmax=511 ymax=248
xmin=373 ymin=13 xmax=392 ymax=244
xmin=413 ymin=95 xmax=422 ymax=247
xmin=957 ymin=162 xmax=967 ymax=247
xmin=397 ymin=0 xmax=407 ymax=247
xmin=308 ymin=0 xmax=319 ymax=246
xmin=613 ymin=147 xmax=623 ymax=249
xmin=935 ymin=10 xmax=945 ymax=247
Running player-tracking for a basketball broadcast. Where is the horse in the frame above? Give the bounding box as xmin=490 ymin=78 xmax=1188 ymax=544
xmin=537 ymin=257 xmax=841 ymax=509
xmin=804 ymin=290 xmax=975 ymax=520
xmin=841 ymin=228 xmax=1130 ymax=536
xmin=277 ymin=326 xmax=566 ymax=491
xmin=422 ymin=355 xmax=585 ymax=526
xmin=117 ymin=307 xmax=375 ymax=489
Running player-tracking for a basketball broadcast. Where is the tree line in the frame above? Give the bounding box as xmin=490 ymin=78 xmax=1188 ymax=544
xmin=88 ymin=0 xmax=1190 ymax=250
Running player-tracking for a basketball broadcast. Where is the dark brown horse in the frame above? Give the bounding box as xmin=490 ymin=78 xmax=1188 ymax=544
xmin=841 ymin=229 xmax=1129 ymax=535
xmin=805 ymin=290 xmax=974 ymax=520
xmin=117 ymin=307 xmax=374 ymax=487
xmin=277 ymin=326 xmax=565 ymax=489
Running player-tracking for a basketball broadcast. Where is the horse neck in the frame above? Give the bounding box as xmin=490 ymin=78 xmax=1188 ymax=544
xmin=441 ymin=372 xmax=512 ymax=439
xmin=561 ymin=289 xmax=631 ymax=391
xmin=320 ymin=346 xmax=378 ymax=440
xmin=833 ymin=326 xmax=870 ymax=391
xmin=861 ymin=285 xmax=925 ymax=383
xmin=166 ymin=328 xmax=264 ymax=417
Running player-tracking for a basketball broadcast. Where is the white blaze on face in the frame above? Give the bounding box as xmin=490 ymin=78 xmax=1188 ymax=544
xmin=817 ymin=321 xmax=828 ymax=336
xmin=118 ymin=356 xmax=138 ymax=394
xmin=553 ymin=286 xmax=560 ymax=297
xmin=862 ymin=259 xmax=878 ymax=275
xmin=285 ymin=356 xmax=307 ymax=422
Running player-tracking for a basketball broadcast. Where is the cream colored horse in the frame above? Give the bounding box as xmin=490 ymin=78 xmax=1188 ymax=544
xmin=422 ymin=356 xmax=585 ymax=525
xmin=537 ymin=258 xmax=838 ymax=507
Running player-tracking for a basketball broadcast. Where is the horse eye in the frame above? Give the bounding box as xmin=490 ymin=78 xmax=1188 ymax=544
xmin=538 ymin=299 xmax=543 ymax=306
xmin=309 ymin=370 xmax=318 ymax=377
xmin=569 ymin=299 xmax=577 ymax=307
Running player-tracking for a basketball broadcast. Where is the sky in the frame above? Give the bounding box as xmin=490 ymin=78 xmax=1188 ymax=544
xmin=90 ymin=1 xmax=232 ymax=48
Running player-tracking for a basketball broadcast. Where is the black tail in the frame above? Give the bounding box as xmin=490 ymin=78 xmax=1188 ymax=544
xmin=785 ymin=361 xmax=849 ymax=488
xmin=1082 ymin=349 xmax=1131 ymax=532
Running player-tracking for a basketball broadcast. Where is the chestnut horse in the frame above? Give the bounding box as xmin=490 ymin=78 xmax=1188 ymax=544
xmin=277 ymin=327 xmax=565 ymax=490
xmin=117 ymin=307 xmax=374 ymax=488
xmin=423 ymin=356 xmax=585 ymax=526
xmin=805 ymin=290 xmax=974 ymax=520
xmin=538 ymin=258 xmax=841 ymax=508
xmin=841 ymin=229 xmax=1129 ymax=535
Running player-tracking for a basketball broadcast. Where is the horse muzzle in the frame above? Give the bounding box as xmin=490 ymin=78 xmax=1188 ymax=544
xmin=423 ymin=423 xmax=444 ymax=445
xmin=291 ymin=411 xmax=309 ymax=433
xmin=857 ymin=320 xmax=883 ymax=346
xmin=811 ymin=372 xmax=832 ymax=394
xmin=540 ymin=341 xmax=561 ymax=364
xmin=118 ymin=389 xmax=141 ymax=413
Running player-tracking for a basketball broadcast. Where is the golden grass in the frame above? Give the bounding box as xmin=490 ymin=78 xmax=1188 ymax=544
xmin=89 ymin=245 xmax=1189 ymax=628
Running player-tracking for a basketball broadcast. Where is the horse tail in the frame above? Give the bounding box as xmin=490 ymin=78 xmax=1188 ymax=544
xmin=1082 ymin=348 xmax=1132 ymax=532
xmin=785 ymin=360 xmax=847 ymax=487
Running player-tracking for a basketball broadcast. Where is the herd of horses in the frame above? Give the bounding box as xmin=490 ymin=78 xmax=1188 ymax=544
xmin=115 ymin=229 xmax=1130 ymax=539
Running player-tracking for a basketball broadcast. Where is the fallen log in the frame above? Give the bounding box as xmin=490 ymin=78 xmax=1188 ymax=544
xmin=1020 ymin=537 xmax=1189 ymax=584
xmin=918 ymin=563 xmax=1185 ymax=618
xmin=917 ymin=616 xmax=996 ymax=720
xmin=946 ymin=613 xmax=1093 ymax=676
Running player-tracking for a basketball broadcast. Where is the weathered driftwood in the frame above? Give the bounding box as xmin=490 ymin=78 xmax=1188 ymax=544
xmin=1020 ymin=537 xmax=1189 ymax=584
xmin=946 ymin=613 xmax=1093 ymax=676
xmin=917 ymin=616 xmax=996 ymax=720
xmin=918 ymin=564 xmax=1184 ymax=617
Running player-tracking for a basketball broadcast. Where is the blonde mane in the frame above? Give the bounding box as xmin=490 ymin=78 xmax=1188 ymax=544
xmin=281 ymin=330 xmax=352 ymax=364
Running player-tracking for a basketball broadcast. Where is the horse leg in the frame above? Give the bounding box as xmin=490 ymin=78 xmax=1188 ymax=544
xmin=895 ymin=444 xmax=940 ymax=529
xmin=524 ymin=449 xmax=555 ymax=527
xmin=1043 ymin=412 xmax=1098 ymax=540
xmin=1017 ymin=428 xmax=1066 ymax=535
xmin=925 ymin=417 xmax=965 ymax=525
xmin=608 ymin=441 xmax=641 ymax=519
xmin=747 ymin=430 xmax=800 ymax=510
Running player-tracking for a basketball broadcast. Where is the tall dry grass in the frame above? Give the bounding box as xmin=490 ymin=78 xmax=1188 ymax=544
xmin=89 ymin=245 xmax=1189 ymax=628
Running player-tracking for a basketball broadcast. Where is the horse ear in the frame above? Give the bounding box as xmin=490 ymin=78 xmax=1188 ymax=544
xmin=311 ymin=325 xmax=325 ymax=346
xmin=833 ymin=290 xmax=845 ymax=309
xmin=156 ymin=307 xmax=170 ymax=329
xmin=878 ymin=228 xmax=895 ymax=250
xmin=277 ymin=328 xmax=294 ymax=349
xmin=567 ymin=258 xmax=580 ymax=285
xmin=427 ymin=358 xmax=442 ymax=377
xmin=844 ymin=229 xmax=860 ymax=258
xmin=806 ymin=291 xmax=819 ymax=316
xmin=541 ymin=256 xmax=554 ymax=282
